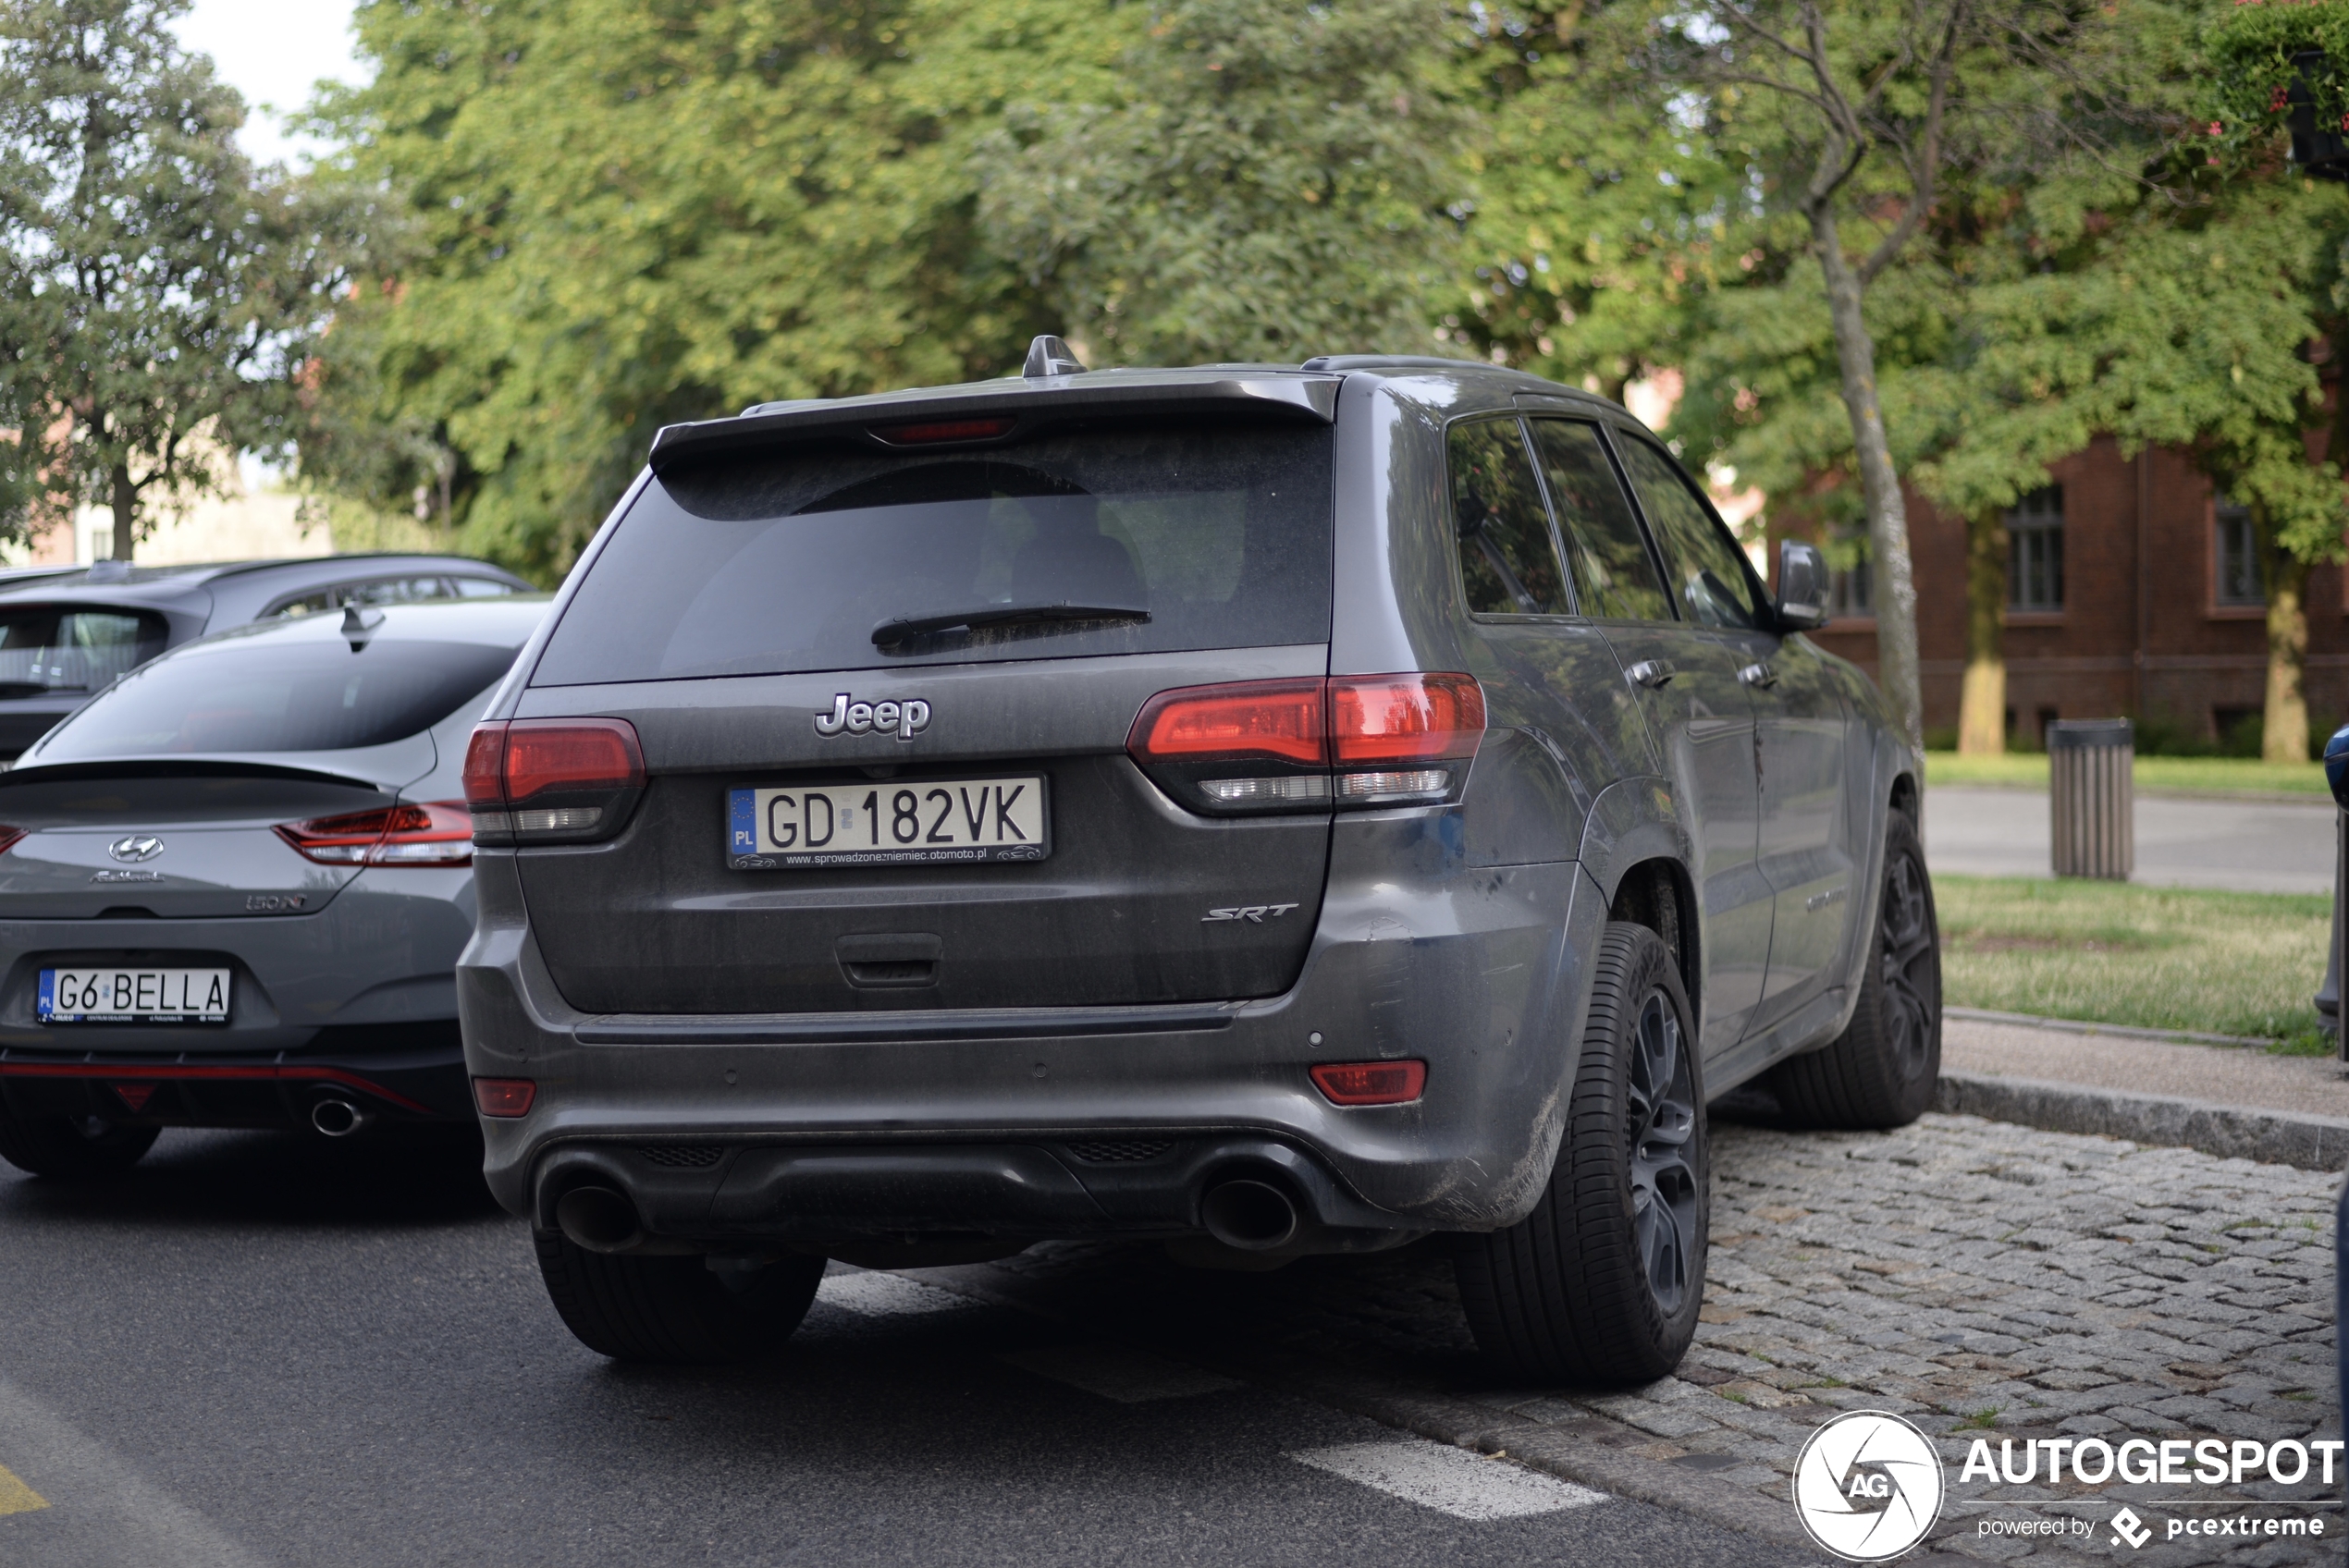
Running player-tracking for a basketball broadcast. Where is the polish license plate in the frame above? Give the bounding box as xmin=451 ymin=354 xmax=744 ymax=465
xmin=727 ymin=778 xmax=1049 ymax=868
xmin=39 ymin=967 xmax=231 ymax=1024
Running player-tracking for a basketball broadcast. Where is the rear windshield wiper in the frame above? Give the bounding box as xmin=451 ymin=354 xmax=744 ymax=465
xmin=871 ymin=603 xmax=1150 ymax=647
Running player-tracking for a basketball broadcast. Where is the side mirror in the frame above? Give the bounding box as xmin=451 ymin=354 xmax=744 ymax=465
xmin=2326 ymin=723 xmax=2349 ymax=810
xmin=1776 ymin=540 xmax=1828 ymax=631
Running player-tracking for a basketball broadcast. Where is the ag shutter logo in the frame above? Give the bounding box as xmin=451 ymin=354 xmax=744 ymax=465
xmin=1792 ymin=1410 xmax=1946 ymax=1562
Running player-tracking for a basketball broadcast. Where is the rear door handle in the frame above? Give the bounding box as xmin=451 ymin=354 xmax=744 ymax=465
xmin=1627 ymin=659 xmax=1676 ymax=689
xmin=1739 ymin=661 xmax=1777 ymax=689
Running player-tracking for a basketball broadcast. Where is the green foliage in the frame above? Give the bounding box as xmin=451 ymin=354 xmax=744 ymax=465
xmin=0 ymin=0 xmax=365 ymax=557
xmin=2206 ymin=0 xmax=2349 ymax=163
xmin=309 ymin=0 xmax=1125 ymax=580
xmin=1438 ymin=5 xmax=1734 ymax=391
xmin=979 ymin=0 xmax=1467 ymax=365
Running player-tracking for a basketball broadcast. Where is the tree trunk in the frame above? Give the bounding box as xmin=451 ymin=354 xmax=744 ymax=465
xmin=2263 ymin=546 xmax=2311 ymax=765
xmin=1811 ymin=206 xmax=1923 ymax=753
xmin=1958 ymin=507 xmax=2008 ymax=755
xmin=108 ymin=464 xmax=136 ymax=563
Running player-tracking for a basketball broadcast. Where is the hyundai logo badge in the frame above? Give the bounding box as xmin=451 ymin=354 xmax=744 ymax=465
xmin=106 ymin=834 xmax=165 ymax=864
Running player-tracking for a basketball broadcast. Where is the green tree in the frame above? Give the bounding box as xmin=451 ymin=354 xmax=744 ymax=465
xmin=0 ymin=0 xmax=364 ymax=560
xmin=307 ymin=0 xmax=1126 ymax=580
xmin=1616 ymin=0 xmax=2146 ymax=755
xmin=1441 ymin=4 xmax=1737 ymax=395
xmin=977 ymin=0 xmax=1467 ymax=365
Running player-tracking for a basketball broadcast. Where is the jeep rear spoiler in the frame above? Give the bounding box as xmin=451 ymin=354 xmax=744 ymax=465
xmin=646 ymin=371 xmax=1342 ymax=474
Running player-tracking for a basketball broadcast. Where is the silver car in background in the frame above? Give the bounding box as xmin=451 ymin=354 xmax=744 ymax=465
xmin=0 ymin=596 xmax=549 ymax=1177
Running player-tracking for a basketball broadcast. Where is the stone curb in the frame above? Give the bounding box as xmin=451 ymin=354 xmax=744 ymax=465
xmin=1936 ymin=1068 xmax=2349 ymax=1171
xmin=917 ymin=1261 xmax=1813 ymax=1549
xmin=1945 ymin=1005 xmax=2279 ymax=1049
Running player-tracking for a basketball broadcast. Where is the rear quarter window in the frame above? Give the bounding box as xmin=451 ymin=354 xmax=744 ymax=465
xmin=532 ymin=423 xmax=1334 ymax=683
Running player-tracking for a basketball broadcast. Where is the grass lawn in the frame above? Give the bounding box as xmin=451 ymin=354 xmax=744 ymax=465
xmin=1934 ymin=874 xmax=2331 ymax=1045
xmin=1925 ymin=751 xmax=2331 ymax=798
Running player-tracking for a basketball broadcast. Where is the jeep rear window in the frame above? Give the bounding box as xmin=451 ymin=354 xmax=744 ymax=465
xmin=35 ymin=639 xmax=520 ymax=758
xmin=530 ymin=424 xmax=1334 ymax=683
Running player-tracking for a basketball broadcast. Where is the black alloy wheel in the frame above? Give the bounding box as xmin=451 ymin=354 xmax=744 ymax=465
xmin=1454 ymin=921 xmax=1709 ymax=1386
xmin=1770 ymin=807 xmax=1942 ymax=1129
xmin=1627 ymin=986 xmax=1702 ymax=1320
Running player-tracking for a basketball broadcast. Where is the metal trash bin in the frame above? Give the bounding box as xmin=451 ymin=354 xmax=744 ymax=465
xmin=2048 ymin=718 xmax=2133 ymax=880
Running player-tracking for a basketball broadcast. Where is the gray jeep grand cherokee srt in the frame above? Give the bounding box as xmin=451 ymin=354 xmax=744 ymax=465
xmin=458 ymin=340 xmax=1940 ymax=1379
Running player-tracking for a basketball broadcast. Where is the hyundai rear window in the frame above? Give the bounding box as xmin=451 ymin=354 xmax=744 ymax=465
xmin=34 ymin=640 xmax=520 ymax=758
xmin=531 ymin=424 xmax=1334 ymax=683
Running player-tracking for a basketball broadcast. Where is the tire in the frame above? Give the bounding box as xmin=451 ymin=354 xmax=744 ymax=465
xmin=1454 ymin=922 xmax=1707 ymax=1386
xmin=0 ymin=1107 xmax=158 ymax=1179
xmin=1768 ymin=807 xmax=1942 ymax=1130
xmin=533 ymin=1231 xmax=826 ymax=1365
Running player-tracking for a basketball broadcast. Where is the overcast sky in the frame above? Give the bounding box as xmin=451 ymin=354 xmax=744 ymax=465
xmin=173 ymin=0 xmax=367 ymax=167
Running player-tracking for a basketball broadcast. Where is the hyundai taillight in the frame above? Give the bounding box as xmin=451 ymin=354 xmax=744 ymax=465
xmin=0 ymin=827 xmax=26 ymax=856
xmin=464 ymin=718 xmax=646 ymax=845
xmin=277 ymin=802 xmax=475 ymax=866
xmin=1126 ymin=674 xmax=1483 ymax=815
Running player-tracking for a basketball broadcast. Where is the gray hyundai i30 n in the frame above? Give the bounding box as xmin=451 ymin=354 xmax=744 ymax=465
xmin=458 ymin=341 xmax=1940 ymax=1378
xmin=0 ymin=595 xmax=549 ymax=1176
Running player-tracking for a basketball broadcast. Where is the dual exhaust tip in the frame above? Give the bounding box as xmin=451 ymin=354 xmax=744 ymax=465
xmin=547 ymin=1172 xmax=1303 ymax=1258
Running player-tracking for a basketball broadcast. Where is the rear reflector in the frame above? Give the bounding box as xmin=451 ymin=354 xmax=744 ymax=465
xmin=872 ymin=416 xmax=1016 ymax=446
xmin=1310 ymin=1060 xmax=1427 ymax=1106
xmin=1329 ymin=674 xmax=1486 ymax=764
xmin=473 ymin=1077 xmax=536 ymax=1118
xmin=277 ymin=802 xmax=473 ymax=866
xmin=1128 ymin=679 xmax=1327 ymax=765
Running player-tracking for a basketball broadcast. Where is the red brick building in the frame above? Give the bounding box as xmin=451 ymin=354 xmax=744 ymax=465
xmin=1785 ymin=437 xmax=2349 ymax=751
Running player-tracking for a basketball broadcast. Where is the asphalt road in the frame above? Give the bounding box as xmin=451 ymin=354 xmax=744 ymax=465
xmin=1923 ymin=784 xmax=2333 ymax=893
xmin=0 ymin=1130 xmax=1805 ymax=1568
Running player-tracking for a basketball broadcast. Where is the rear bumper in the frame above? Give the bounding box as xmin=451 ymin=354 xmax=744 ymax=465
xmin=0 ymin=1027 xmax=472 ymax=1129
xmin=459 ymin=817 xmax=1605 ymax=1242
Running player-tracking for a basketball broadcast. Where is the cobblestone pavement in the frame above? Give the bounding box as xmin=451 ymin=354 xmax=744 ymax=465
xmin=949 ymin=1113 xmax=2343 ymax=1566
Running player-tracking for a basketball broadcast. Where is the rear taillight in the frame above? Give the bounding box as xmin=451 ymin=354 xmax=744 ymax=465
xmin=1310 ymin=1060 xmax=1427 ymax=1106
xmin=1125 ymin=675 xmax=1483 ymax=815
xmin=277 ymin=802 xmax=474 ymax=866
xmin=465 ymin=718 xmax=646 ymax=845
xmin=0 ymin=827 xmax=25 ymax=856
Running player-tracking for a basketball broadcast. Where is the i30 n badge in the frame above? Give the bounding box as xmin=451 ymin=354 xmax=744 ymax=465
xmin=105 ymin=834 xmax=163 ymax=863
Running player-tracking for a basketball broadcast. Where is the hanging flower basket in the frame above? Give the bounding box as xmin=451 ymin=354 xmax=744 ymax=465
xmin=2207 ymin=4 xmax=2349 ymax=178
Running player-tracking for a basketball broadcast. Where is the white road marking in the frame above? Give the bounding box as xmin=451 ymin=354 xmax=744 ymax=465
xmin=0 ymin=1371 xmax=264 ymax=1565
xmin=998 ymin=1343 xmax=1243 ymax=1403
xmin=1289 ymin=1439 xmax=1607 ymax=1521
xmin=816 ymin=1270 xmax=974 ymax=1316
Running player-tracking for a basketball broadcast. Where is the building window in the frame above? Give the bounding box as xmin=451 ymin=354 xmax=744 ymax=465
xmin=2214 ymin=495 xmax=2262 ymax=606
xmin=2007 ymin=485 xmax=2063 ymax=611
xmin=88 ymin=529 xmax=111 ymax=562
xmin=1827 ymin=546 xmax=1871 ymax=616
